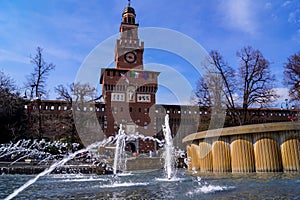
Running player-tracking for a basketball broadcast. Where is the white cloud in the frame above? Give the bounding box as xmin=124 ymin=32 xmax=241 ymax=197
xmin=0 ymin=49 xmax=28 ymax=64
xmin=219 ymin=0 xmax=257 ymax=35
xmin=273 ymin=88 xmax=290 ymax=107
xmin=265 ymin=2 xmax=272 ymax=9
xmin=282 ymin=1 xmax=291 ymax=7
xmin=292 ymin=29 xmax=300 ymax=43
xmin=288 ymin=12 xmax=297 ymax=23
xmin=288 ymin=9 xmax=300 ymax=25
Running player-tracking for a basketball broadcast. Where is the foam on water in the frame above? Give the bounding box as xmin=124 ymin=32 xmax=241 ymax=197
xmin=199 ymin=184 xmax=234 ymax=193
xmin=155 ymin=177 xmax=185 ymax=182
xmin=61 ymin=178 xmax=108 ymax=182
xmin=186 ymin=184 xmax=235 ymax=196
xmin=185 ymin=176 xmax=235 ymax=197
xmin=115 ymin=172 xmax=133 ymax=177
xmin=51 ymin=174 xmax=89 ymax=179
xmin=100 ymin=182 xmax=149 ymax=188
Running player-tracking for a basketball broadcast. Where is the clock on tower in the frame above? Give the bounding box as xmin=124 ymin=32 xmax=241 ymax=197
xmin=124 ymin=51 xmax=137 ymax=64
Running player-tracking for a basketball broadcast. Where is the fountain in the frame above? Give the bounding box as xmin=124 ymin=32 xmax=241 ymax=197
xmin=110 ymin=114 xmax=178 ymax=176
xmin=3 ymin=137 xmax=115 ymax=200
xmin=162 ymin=114 xmax=176 ymax=179
xmin=112 ymin=125 xmax=127 ymax=175
xmin=0 ymin=139 xmax=82 ymax=172
xmin=1 ymin=115 xmax=298 ymax=199
xmin=2 ymin=116 xmax=171 ymax=199
xmin=0 ymin=139 xmax=74 ymax=165
xmin=111 ymin=125 xmax=165 ymax=175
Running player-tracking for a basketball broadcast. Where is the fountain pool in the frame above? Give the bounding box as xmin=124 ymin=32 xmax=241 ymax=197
xmin=1 ymin=171 xmax=300 ymax=199
xmin=1 ymin=114 xmax=300 ymax=199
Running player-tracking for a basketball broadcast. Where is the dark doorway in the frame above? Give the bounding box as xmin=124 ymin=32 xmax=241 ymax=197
xmin=126 ymin=142 xmax=136 ymax=153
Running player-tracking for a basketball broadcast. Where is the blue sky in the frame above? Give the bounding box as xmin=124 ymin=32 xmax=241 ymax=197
xmin=0 ymin=0 xmax=299 ymax=106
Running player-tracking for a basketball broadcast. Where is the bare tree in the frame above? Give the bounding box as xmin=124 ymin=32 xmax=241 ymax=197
xmin=193 ymin=51 xmax=227 ymax=108
xmin=283 ymin=52 xmax=300 ymax=102
xmin=55 ymin=82 xmax=101 ymax=104
xmin=194 ymin=51 xmax=240 ymax=125
xmin=0 ymin=70 xmax=16 ymax=93
xmin=193 ymin=76 xmax=211 ymax=107
xmin=209 ymin=51 xmax=241 ymax=125
xmin=27 ymin=47 xmax=55 ymax=99
xmin=72 ymin=83 xmax=97 ymax=104
xmin=237 ymin=46 xmax=278 ymax=124
xmin=194 ymin=47 xmax=278 ymax=127
xmin=54 ymin=83 xmax=79 ymax=144
xmin=54 ymin=83 xmax=104 ymax=146
xmin=25 ymin=47 xmax=55 ymax=139
xmin=55 ymin=83 xmax=73 ymax=103
xmin=193 ymin=72 xmax=225 ymax=130
xmin=0 ymin=70 xmax=28 ymax=142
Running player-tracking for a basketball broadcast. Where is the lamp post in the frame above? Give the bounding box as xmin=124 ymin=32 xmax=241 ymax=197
xmin=280 ymin=99 xmax=295 ymax=122
xmin=292 ymin=103 xmax=300 ymax=122
xmin=290 ymin=87 xmax=300 ymax=121
xmin=281 ymin=99 xmax=289 ymax=110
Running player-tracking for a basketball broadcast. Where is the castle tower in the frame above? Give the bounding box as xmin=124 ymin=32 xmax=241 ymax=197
xmin=100 ymin=1 xmax=160 ymax=153
xmin=115 ymin=1 xmax=144 ymax=70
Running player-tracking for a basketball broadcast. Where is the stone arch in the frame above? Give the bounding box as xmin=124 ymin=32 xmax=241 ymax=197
xmin=254 ymin=136 xmax=282 ymax=172
xmin=126 ymin=142 xmax=137 ymax=153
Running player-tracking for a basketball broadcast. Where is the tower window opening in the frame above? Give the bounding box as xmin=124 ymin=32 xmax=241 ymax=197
xmin=127 ymin=30 xmax=133 ymax=38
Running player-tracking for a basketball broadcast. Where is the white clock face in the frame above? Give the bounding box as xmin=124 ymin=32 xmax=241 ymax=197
xmin=124 ymin=51 xmax=136 ymax=63
xmin=126 ymin=124 xmax=135 ymax=134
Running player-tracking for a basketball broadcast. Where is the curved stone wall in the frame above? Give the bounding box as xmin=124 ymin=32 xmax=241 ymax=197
xmin=198 ymin=141 xmax=213 ymax=172
xmin=231 ymin=136 xmax=255 ymax=172
xmin=183 ymin=122 xmax=300 ymax=173
xmin=212 ymin=139 xmax=231 ymax=172
xmin=281 ymin=137 xmax=300 ymax=171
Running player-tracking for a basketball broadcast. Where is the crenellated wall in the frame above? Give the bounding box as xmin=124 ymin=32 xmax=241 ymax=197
xmin=184 ymin=122 xmax=300 ymax=173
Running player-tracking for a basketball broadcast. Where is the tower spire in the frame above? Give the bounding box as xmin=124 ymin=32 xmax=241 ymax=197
xmin=128 ymin=0 xmax=131 ymax=7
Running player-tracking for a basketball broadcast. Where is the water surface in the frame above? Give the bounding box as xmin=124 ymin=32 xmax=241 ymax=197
xmin=1 ymin=170 xmax=300 ymax=199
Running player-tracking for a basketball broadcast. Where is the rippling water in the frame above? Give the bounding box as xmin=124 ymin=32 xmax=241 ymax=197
xmin=1 ymin=170 xmax=300 ymax=199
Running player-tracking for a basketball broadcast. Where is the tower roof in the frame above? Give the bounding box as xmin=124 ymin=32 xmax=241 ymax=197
xmin=123 ymin=0 xmax=135 ymax=16
xmin=123 ymin=6 xmax=135 ymax=15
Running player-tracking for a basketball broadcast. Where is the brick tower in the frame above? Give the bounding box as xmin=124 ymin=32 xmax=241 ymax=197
xmin=100 ymin=1 xmax=160 ymax=153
